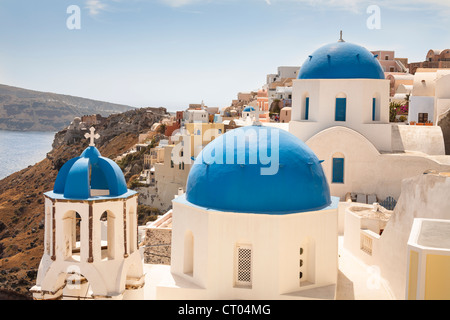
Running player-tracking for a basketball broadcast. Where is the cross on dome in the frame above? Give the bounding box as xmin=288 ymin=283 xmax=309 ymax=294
xmin=85 ymin=127 xmax=100 ymax=147
xmin=252 ymin=109 xmax=266 ymax=126
xmin=338 ymin=30 xmax=345 ymax=42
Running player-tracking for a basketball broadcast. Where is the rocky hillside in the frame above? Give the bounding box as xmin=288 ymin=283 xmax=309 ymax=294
xmin=0 ymin=84 xmax=135 ymax=131
xmin=0 ymin=107 xmax=168 ymax=299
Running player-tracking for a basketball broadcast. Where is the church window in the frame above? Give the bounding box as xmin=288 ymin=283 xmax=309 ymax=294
xmin=372 ymin=95 xmax=381 ymax=122
xmin=304 ymin=97 xmax=310 ymax=120
xmin=100 ymin=211 xmax=115 ymax=260
xmin=335 ymin=94 xmax=347 ymax=122
xmin=235 ymin=244 xmax=252 ymax=288
xmin=332 ymin=157 xmax=345 ymax=184
xmin=46 ymin=206 xmax=51 ymax=255
xmin=184 ymin=231 xmax=194 ymax=276
xmin=63 ymin=211 xmax=82 ymax=260
xmin=128 ymin=207 xmax=136 ymax=254
xmin=372 ymin=98 xmax=377 ymax=121
xmin=302 ymin=93 xmax=310 ymax=121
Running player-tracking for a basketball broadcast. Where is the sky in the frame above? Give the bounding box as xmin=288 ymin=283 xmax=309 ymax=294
xmin=0 ymin=0 xmax=450 ymax=112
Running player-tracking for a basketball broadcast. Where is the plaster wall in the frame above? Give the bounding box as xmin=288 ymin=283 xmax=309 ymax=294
xmin=370 ymin=173 xmax=450 ymax=299
xmin=161 ymin=199 xmax=338 ymax=300
xmin=291 ymin=79 xmax=392 ymax=152
xmin=409 ymin=96 xmax=435 ymax=123
xmin=306 ymin=127 xmax=450 ymax=200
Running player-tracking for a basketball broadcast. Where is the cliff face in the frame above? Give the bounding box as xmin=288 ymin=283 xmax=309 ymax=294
xmin=0 ymin=84 xmax=135 ymax=132
xmin=0 ymin=107 xmax=168 ymax=298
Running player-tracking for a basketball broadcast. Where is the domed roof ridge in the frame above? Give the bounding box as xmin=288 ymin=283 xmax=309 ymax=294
xmin=52 ymin=146 xmax=128 ymax=200
xmin=298 ymin=41 xmax=385 ymax=80
xmin=185 ymin=125 xmax=331 ymax=214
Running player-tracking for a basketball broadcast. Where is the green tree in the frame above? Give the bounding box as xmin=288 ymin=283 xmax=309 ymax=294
xmin=389 ymin=101 xmax=403 ymax=123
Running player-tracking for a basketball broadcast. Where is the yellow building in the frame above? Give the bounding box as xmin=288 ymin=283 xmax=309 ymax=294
xmin=406 ymin=218 xmax=450 ymax=300
xmin=184 ymin=122 xmax=225 ymax=158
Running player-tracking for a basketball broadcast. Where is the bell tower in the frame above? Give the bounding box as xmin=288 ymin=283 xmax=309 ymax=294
xmin=30 ymin=128 xmax=145 ymax=300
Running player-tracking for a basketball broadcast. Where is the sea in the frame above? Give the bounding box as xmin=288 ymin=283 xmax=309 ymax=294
xmin=0 ymin=130 xmax=56 ymax=180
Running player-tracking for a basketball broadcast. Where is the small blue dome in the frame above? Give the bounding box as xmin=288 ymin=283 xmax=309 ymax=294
xmin=185 ymin=126 xmax=331 ymax=214
xmin=298 ymin=41 xmax=385 ymax=80
xmin=243 ymin=106 xmax=255 ymax=112
xmin=52 ymin=146 xmax=129 ymax=199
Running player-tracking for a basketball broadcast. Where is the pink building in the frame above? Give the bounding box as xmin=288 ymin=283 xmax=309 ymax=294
xmin=371 ymin=50 xmax=408 ymax=73
xmin=257 ymin=88 xmax=269 ymax=111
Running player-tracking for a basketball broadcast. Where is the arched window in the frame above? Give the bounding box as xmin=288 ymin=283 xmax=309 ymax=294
xmin=100 ymin=211 xmax=115 ymax=260
xmin=372 ymin=93 xmax=380 ymax=121
xmin=45 ymin=206 xmax=51 ymax=255
xmin=302 ymin=93 xmax=310 ymax=121
xmin=128 ymin=207 xmax=137 ymax=254
xmin=332 ymin=153 xmax=345 ymax=184
xmin=335 ymin=93 xmax=347 ymax=122
xmin=184 ymin=231 xmax=194 ymax=276
xmin=63 ymin=211 xmax=82 ymax=260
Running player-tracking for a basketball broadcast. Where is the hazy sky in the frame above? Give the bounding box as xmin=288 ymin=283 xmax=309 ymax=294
xmin=0 ymin=0 xmax=450 ymax=112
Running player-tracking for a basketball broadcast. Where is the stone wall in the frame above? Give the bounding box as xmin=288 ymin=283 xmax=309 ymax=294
xmin=143 ymin=228 xmax=172 ymax=265
xmin=438 ymin=109 xmax=450 ymax=155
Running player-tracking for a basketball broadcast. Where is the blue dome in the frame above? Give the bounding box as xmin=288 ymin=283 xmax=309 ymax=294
xmin=298 ymin=41 xmax=385 ymax=80
xmin=52 ymin=146 xmax=129 ymax=199
xmin=243 ymin=106 xmax=255 ymax=112
xmin=185 ymin=126 xmax=331 ymax=214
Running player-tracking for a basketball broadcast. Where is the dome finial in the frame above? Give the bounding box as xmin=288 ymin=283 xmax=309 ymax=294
xmin=338 ymin=30 xmax=345 ymax=42
xmin=85 ymin=127 xmax=100 ymax=147
xmin=252 ymin=108 xmax=265 ymax=126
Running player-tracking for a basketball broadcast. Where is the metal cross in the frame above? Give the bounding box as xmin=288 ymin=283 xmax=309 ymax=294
xmin=85 ymin=127 xmax=100 ymax=147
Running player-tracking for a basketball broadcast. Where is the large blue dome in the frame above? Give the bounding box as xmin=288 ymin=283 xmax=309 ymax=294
xmin=185 ymin=126 xmax=331 ymax=214
xmin=298 ymin=41 xmax=385 ymax=80
xmin=51 ymin=146 xmax=129 ymax=200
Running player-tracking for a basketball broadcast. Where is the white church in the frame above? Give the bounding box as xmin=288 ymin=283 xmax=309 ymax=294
xmin=31 ymin=36 xmax=450 ymax=300
xmin=289 ymin=37 xmax=450 ymax=202
xmin=30 ymin=129 xmax=145 ymax=300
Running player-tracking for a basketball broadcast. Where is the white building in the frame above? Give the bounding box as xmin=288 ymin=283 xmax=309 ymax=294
xmin=153 ymin=125 xmax=340 ymax=300
xmin=267 ymin=66 xmax=301 ymax=85
xmin=31 ymin=131 xmax=144 ymax=300
xmin=185 ymin=109 xmax=209 ymax=124
xmin=408 ymin=69 xmax=450 ymax=125
xmin=342 ymin=171 xmax=450 ymax=300
xmin=289 ymin=39 xmax=450 ymax=201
